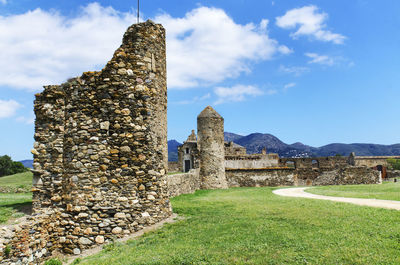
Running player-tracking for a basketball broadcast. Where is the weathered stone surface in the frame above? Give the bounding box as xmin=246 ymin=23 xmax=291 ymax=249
xmin=9 ymin=20 xmax=171 ymax=264
xmin=197 ymin=106 xmax=228 ymax=189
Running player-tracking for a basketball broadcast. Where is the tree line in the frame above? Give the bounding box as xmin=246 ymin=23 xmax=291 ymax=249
xmin=0 ymin=155 xmax=29 ymax=177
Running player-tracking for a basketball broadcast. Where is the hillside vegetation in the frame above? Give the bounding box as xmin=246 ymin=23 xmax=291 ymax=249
xmin=77 ymin=187 xmax=400 ymax=265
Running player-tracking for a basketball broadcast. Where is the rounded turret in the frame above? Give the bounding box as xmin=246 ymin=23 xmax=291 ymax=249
xmin=197 ymin=106 xmax=228 ymax=189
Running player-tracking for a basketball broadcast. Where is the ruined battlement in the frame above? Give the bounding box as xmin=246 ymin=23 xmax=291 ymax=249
xmin=7 ymin=20 xmax=171 ymax=263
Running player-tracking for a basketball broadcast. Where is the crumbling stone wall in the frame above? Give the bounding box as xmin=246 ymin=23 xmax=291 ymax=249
xmin=166 ymin=169 xmax=201 ymax=197
xmin=225 ymin=154 xmax=279 ymax=169
xmin=226 ymin=168 xmax=296 ymax=187
xmin=197 ymin=106 xmax=228 ymax=189
xmin=7 ymin=20 xmax=171 ymax=264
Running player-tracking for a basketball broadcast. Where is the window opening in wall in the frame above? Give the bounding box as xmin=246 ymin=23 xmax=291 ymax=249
xmin=286 ymin=161 xmax=296 ymax=169
xmin=186 ymin=148 xmax=189 ymax=154
xmin=312 ymin=160 xmax=319 ymax=169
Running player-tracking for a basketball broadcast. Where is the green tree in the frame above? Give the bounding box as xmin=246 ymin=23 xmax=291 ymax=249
xmin=387 ymin=158 xmax=400 ymax=170
xmin=0 ymin=155 xmax=28 ymax=177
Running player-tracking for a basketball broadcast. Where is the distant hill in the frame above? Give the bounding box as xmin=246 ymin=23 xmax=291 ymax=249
xmin=19 ymin=160 xmax=33 ymax=169
xmin=167 ymin=133 xmax=400 ymax=161
xmin=168 ymin=140 xmax=181 ymax=161
xmin=224 ymin=132 xmax=400 ymax=158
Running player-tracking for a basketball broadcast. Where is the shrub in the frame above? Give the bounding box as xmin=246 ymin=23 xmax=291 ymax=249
xmin=44 ymin=258 xmax=63 ymax=265
xmin=3 ymin=245 xmax=10 ymax=258
xmin=387 ymin=159 xmax=400 ymax=170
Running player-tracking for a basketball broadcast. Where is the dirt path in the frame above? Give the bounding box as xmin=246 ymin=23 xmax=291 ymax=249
xmin=273 ymin=187 xmax=400 ymax=211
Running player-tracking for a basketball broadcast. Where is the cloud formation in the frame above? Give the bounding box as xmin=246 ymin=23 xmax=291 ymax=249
xmin=279 ymin=65 xmax=310 ymax=76
xmin=283 ymin=82 xmax=296 ymax=90
xmin=276 ymin=5 xmax=345 ymax=44
xmin=0 ymin=4 xmax=290 ymax=92
xmin=0 ymin=99 xmax=21 ymax=119
xmin=305 ymin=53 xmax=335 ymax=65
xmin=0 ymin=0 xmax=6 ymax=5
xmin=0 ymin=3 xmax=135 ymax=91
xmin=156 ymin=7 xmax=290 ymax=89
xmin=214 ymin=85 xmax=263 ymax=105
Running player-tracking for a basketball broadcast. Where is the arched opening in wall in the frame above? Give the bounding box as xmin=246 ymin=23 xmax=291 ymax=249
xmin=376 ymin=165 xmax=387 ymax=179
xmin=312 ymin=160 xmax=319 ymax=169
xmin=285 ymin=161 xmax=296 ymax=169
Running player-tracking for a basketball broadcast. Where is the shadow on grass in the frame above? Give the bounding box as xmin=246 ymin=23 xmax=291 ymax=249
xmin=2 ymin=201 xmax=32 ymax=216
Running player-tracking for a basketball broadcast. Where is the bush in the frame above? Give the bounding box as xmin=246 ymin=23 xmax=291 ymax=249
xmin=387 ymin=159 xmax=400 ymax=170
xmin=0 ymin=155 xmax=28 ymax=177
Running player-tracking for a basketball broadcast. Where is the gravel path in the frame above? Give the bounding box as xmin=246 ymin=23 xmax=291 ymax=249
xmin=273 ymin=187 xmax=400 ymax=211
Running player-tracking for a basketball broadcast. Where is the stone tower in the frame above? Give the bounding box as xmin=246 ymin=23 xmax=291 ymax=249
xmin=197 ymin=106 xmax=228 ymax=189
xmin=31 ymin=20 xmax=171 ymax=254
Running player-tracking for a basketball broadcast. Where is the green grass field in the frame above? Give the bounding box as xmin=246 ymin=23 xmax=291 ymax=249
xmin=308 ymin=182 xmax=400 ymax=201
xmin=0 ymin=172 xmax=33 ymax=223
xmin=0 ymin=171 xmax=33 ymax=192
xmin=77 ymin=187 xmax=400 ymax=265
xmin=0 ymin=193 xmax=32 ymax=223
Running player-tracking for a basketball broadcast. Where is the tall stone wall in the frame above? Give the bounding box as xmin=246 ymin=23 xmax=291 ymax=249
xmin=7 ymin=20 xmax=171 ymax=263
xmin=197 ymin=106 xmax=228 ymax=189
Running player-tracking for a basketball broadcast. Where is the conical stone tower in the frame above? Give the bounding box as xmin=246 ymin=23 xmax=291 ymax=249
xmin=197 ymin=106 xmax=228 ymax=189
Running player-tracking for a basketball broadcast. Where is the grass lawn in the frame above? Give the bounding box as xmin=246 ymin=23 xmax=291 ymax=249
xmin=0 ymin=171 xmax=33 ymax=192
xmin=76 ymin=187 xmax=400 ymax=265
xmin=308 ymin=182 xmax=400 ymax=201
xmin=0 ymin=193 xmax=32 ymax=224
xmin=0 ymin=172 xmax=33 ymax=223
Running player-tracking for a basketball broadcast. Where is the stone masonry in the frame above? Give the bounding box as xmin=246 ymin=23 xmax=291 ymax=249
xmin=197 ymin=106 xmax=228 ymax=189
xmin=5 ymin=20 xmax=171 ymax=263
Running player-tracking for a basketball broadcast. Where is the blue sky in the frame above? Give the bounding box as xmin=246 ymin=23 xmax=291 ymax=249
xmin=0 ymin=0 xmax=399 ymax=160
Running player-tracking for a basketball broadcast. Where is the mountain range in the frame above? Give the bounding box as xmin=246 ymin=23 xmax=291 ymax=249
xmin=168 ymin=132 xmax=400 ymax=161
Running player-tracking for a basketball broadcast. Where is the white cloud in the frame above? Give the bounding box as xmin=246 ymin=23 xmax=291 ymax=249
xmin=265 ymin=89 xmax=278 ymax=95
xmin=276 ymin=5 xmax=345 ymax=44
xmin=279 ymin=65 xmax=309 ymax=76
xmin=284 ymin=82 xmax=296 ymax=90
xmin=156 ymin=7 xmax=290 ymax=89
xmin=176 ymin=93 xmax=211 ymax=105
xmin=0 ymin=100 xmax=21 ymax=118
xmin=0 ymin=0 xmax=6 ymax=5
xmin=214 ymin=85 xmax=263 ymax=104
xmin=0 ymin=4 xmax=291 ymax=92
xmin=16 ymin=116 xmax=35 ymax=124
xmin=305 ymin=53 xmax=335 ymax=65
xmin=0 ymin=3 xmax=135 ymax=91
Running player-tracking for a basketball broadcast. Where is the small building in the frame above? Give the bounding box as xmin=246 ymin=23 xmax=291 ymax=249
xmin=178 ymin=130 xmax=199 ymax=172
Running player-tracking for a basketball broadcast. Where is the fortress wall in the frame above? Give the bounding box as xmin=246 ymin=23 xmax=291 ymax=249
xmin=167 ymin=169 xmax=201 ymax=197
xmin=225 ymin=155 xmax=279 ymax=169
xmin=226 ymin=168 xmax=296 ymax=187
xmin=225 ymin=166 xmax=381 ymax=188
xmin=32 ymin=85 xmax=65 ymax=212
xmin=6 ymin=21 xmax=171 ymax=264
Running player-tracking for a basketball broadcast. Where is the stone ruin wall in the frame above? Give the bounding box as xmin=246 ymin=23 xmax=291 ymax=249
xmin=4 ymin=20 xmax=172 ymax=264
xmin=225 ymin=154 xmax=279 ymax=169
xmin=167 ymin=169 xmax=201 ymax=198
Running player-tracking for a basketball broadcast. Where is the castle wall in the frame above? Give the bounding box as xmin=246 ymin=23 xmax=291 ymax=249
xmin=167 ymin=169 xmax=200 ymax=197
xmin=226 ymin=168 xmax=296 ymax=187
xmin=225 ymin=154 xmax=279 ymax=169
xmin=7 ymin=21 xmax=171 ymax=264
xmin=225 ymin=166 xmax=381 ymax=188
